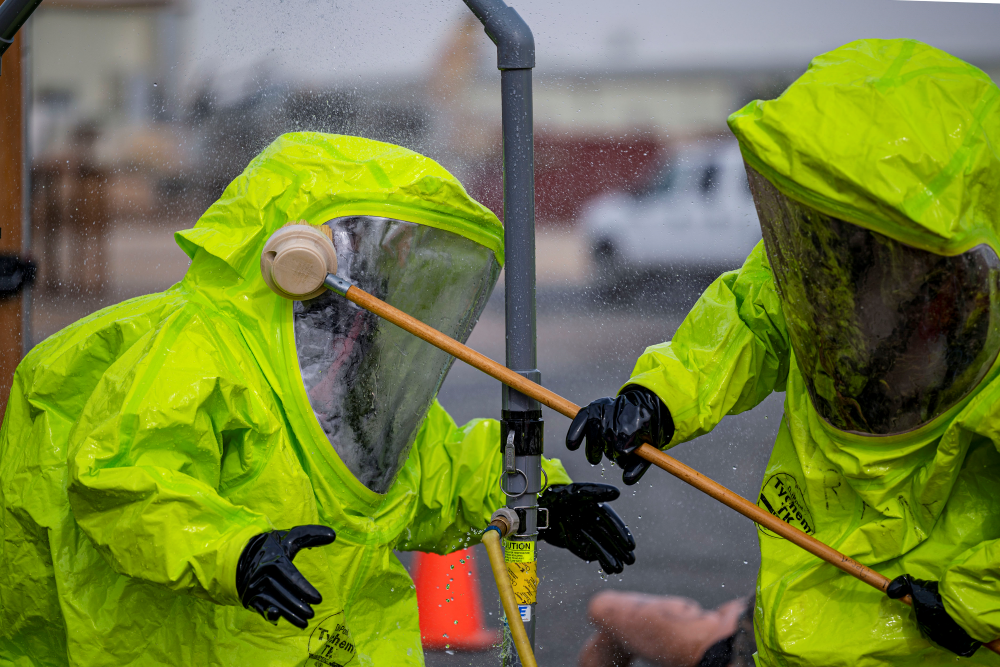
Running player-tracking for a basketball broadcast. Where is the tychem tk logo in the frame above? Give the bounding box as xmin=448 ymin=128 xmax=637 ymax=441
xmin=306 ymin=611 xmax=356 ymax=667
xmin=757 ymin=473 xmax=815 ymax=537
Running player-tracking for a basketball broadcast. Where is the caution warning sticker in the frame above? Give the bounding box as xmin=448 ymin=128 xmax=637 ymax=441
xmin=503 ymin=539 xmax=535 ymax=563
xmin=506 ymin=560 xmax=538 ymax=605
xmin=757 ymin=472 xmax=815 ymax=538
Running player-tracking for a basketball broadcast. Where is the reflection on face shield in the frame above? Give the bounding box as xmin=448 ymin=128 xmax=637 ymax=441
xmin=294 ymin=216 xmax=501 ymax=492
xmin=747 ymin=166 xmax=1000 ymax=435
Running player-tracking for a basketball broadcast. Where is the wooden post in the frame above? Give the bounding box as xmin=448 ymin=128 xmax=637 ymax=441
xmin=0 ymin=34 xmax=24 ymax=421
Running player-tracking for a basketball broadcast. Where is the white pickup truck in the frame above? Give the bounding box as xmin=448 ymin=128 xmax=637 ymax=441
xmin=580 ymin=141 xmax=762 ymax=290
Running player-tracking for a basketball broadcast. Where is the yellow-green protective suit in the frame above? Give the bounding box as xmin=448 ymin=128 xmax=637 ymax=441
xmin=625 ymin=40 xmax=1000 ymax=666
xmin=0 ymin=132 xmax=570 ymax=666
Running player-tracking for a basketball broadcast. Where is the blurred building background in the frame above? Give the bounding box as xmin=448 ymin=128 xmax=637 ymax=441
xmin=25 ymin=0 xmax=1000 ymax=342
xmin=29 ymin=0 xmax=190 ymax=336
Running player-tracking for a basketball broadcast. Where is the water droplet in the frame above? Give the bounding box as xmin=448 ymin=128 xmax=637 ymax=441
xmin=445 ymin=584 xmax=451 ymax=590
xmin=744 ymin=561 xmax=748 ymax=565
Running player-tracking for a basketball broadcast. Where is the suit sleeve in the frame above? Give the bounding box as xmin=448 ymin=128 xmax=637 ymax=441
xmin=67 ymin=311 xmax=274 ymax=607
xmin=625 ymin=241 xmax=790 ymax=446
xmin=397 ymin=400 xmax=571 ymax=554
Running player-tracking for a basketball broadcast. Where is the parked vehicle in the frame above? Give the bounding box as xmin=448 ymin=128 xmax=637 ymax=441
xmin=580 ymin=141 xmax=761 ymax=290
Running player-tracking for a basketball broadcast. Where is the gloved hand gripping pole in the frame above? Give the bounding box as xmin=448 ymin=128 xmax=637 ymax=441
xmin=261 ymin=225 xmax=1000 ymax=655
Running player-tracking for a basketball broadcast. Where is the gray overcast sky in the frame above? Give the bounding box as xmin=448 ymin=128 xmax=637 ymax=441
xmin=184 ymin=0 xmax=1000 ymax=87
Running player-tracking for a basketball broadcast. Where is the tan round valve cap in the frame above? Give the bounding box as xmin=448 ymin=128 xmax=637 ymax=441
xmin=261 ymin=224 xmax=338 ymax=300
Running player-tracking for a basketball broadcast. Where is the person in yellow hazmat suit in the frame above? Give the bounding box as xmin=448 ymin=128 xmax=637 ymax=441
xmin=0 ymin=133 xmax=637 ymax=666
xmin=568 ymin=39 xmax=1000 ymax=666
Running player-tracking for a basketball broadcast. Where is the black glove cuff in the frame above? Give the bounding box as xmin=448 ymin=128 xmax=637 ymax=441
xmin=887 ymin=575 xmax=982 ymax=657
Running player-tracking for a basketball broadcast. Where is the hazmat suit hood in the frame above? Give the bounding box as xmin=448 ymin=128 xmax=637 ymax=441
xmin=622 ymin=41 xmax=1000 ymax=665
xmin=175 ymin=133 xmax=505 ymax=492
xmin=0 ymin=131 xmax=577 ymax=667
xmin=728 ymin=40 xmax=1000 ymax=436
xmin=634 ymin=39 xmax=1000 ymax=664
xmin=728 ymin=38 xmax=1000 ymax=256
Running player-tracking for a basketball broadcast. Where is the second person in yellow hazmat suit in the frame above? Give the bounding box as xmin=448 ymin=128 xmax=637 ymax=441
xmin=567 ymin=39 xmax=1000 ymax=666
xmin=0 ymin=133 xmax=636 ymax=666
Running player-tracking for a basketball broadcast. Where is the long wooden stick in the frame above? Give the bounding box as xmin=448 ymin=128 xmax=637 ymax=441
xmin=342 ymin=282 xmax=1000 ymax=654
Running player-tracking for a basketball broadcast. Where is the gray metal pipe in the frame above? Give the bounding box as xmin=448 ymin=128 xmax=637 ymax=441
xmin=500 ymin=66 xmax=537 ymax=403
xmin=461 ymin=1 xmax=539 ymax=662
xmin=462 ymin=0 xmax=534 ymax=69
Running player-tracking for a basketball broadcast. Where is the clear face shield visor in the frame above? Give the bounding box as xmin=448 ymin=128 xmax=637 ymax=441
xmin=294 ymin=216 xmax=501 ymax=492
xmin=747 ymin=165 xmax=1000 ymax=436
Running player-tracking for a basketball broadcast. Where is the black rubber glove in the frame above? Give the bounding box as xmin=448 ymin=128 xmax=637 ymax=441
xmin=538 ymin=482 xmax=636 ymax=575
xmin=886 ymin=574 xmax=981 ymax=657
xmin=236 ymin=525 xmax=337 ymax=629
xmin=566 ymin=386 xmax=674 ymax=485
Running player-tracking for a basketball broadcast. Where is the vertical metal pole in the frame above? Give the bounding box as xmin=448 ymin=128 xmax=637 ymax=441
xmin=460 ymin=2 xmax=538 ymax=664
xmin=499 ymin=65 xmax=540 ymax=655
xmin=500 ymin=67 xmax=536 ymax=380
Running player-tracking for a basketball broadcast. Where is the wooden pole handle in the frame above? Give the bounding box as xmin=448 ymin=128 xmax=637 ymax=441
xmin=342 ymin=283 xmax=1000 ymax=655
xmin=345 ymin=284 xmax=584 ymax=419
xmin=634 ymin=442 xmax=894 ymax=590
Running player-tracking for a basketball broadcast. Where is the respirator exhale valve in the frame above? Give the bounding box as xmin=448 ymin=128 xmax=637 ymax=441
xmin=260 ymin=222 xmax=338 ymax=301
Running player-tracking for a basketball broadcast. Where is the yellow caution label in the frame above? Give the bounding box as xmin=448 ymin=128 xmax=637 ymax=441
xmin=505 ymin=560 xmax=537 ymax=605
xmin=503 ymin=539 xmax=535 ymax=563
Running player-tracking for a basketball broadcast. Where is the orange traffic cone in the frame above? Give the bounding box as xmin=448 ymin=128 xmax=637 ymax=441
xmin=413 ymin=546 xmax=498 ymax=651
